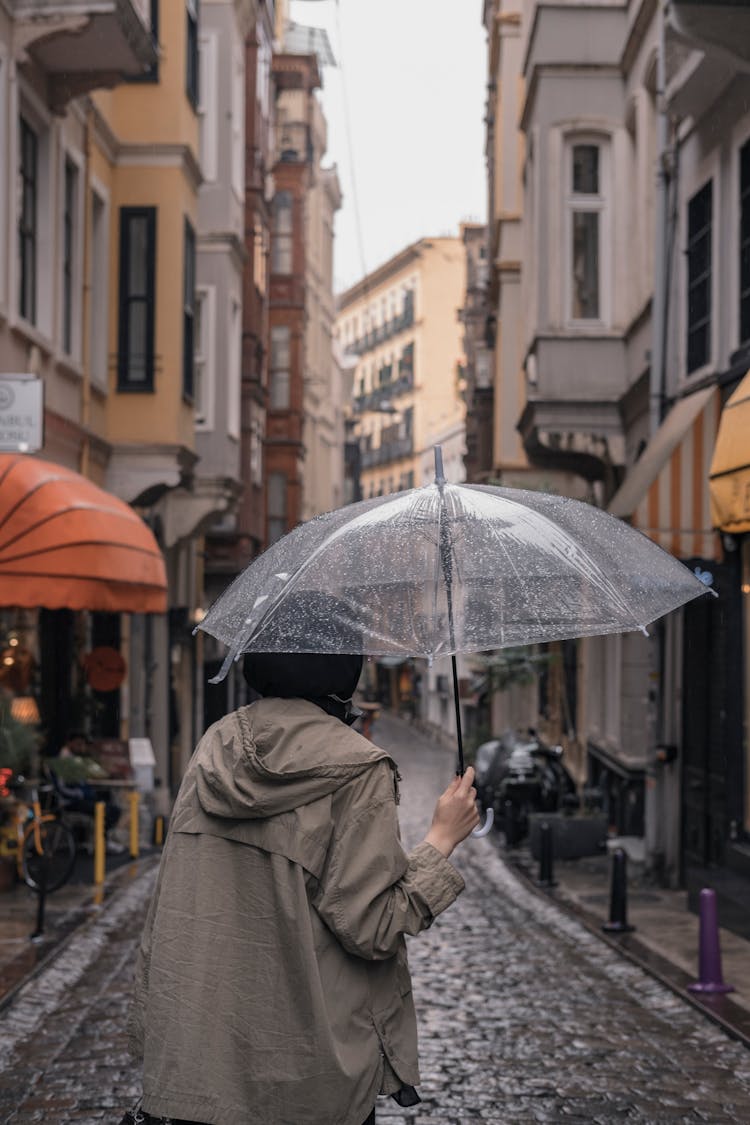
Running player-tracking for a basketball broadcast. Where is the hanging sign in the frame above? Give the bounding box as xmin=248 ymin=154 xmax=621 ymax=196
xmin=0 ymin=376 xmax=44 ymax=453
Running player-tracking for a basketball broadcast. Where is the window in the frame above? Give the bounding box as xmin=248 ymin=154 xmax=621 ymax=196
xmin=127 ymin=0 xmax=159 ymax=83
xmin=117 ymin=207 xmax=156 ymax=391
xmin=568 ymin=144 xmax=602 ymax=321
xmin=268 ymin=472 xmax=287 ymax=545
xmin=194 ymin=285 xmax=215 ymax=428
xmin=269 ymin=325 xmax=290 ymax=409
xmin=183 ymin=219 xmax=196 ymax=400
xmin=686 ymin=180 xmax=713 ymax=374
xmin=740 ymin=139 xmax=750 ymax=346
xmin=227 ymin=299 xmax=241 ymax=439
xmin=18 ymin=117 xmax=38 ymax=324
xmin=231 ymin=45 xmax=245 ymax=199
xmin=272 ymin=192 xmax=293 ymax=274
xmin=89 ymin=189 xmax=109 ymax=390
xmin=197 ymin=30 xmax=218 ymax=182
xmin=186 ymin=0 xmax=199 ymax=109
xmin=399 ymin=342 xmax=414 ymax=384
xmin=249 ymin=418 xmax=263 ymax=485
xmin=62 ymin=159 xmax=78 ymax=355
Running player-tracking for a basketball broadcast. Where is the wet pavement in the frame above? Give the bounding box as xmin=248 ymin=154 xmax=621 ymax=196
xmin=0 ymin=712 xmax=749 ymax=1122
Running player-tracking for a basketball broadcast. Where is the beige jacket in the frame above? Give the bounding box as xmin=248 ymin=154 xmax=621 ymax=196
xmin=129 ymin=698 xmax=464 ymax=1125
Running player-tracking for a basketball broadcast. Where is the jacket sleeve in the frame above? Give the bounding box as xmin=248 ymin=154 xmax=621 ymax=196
xmin=312 ymin=760 xmax=465 ymax=960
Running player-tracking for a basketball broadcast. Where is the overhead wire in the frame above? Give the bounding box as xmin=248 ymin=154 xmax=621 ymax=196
xmin=332 ymin=0 xmax=369 ymax=288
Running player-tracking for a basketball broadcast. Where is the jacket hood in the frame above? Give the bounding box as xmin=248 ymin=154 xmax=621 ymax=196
xmin=193 ymin=697 xmax=392 ymax=820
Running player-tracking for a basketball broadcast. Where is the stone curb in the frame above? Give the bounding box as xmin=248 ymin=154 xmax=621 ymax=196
xmin=505 ymin=848 xmax=750 ymax=1051
xmin=0 ymin=852 xmax=161 ymax=1016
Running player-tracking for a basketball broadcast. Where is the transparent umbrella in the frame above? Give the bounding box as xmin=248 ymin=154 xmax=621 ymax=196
xmin=198 ymin=447 xmax=711 ymax=829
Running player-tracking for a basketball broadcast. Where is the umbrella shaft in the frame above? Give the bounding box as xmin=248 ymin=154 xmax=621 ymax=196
xmin=452 ymin=653 xmax=465 ymax=775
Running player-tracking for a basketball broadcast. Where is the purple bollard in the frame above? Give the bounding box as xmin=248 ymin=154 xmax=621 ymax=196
xmin=687 ymin=888 xmax=734 ymax=994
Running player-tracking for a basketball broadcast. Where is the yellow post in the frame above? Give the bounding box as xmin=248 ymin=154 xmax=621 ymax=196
xmin=93 ymin=801 xmax=106 ymax=885
xmin=154 ymin=815 xmax=164 ymax=847
xmin=128 ymin=790 xmax=140 ymax=859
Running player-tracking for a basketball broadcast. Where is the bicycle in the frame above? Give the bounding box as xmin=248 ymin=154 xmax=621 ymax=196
xmin=4 ymin=774 xmax=77 ymax=893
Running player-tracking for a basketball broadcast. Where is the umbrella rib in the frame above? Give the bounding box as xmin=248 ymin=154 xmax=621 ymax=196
xmin=231 ymin=494 xmax=421 ymax=657
xmin=462 ymin=488 xmax=636 ymax=626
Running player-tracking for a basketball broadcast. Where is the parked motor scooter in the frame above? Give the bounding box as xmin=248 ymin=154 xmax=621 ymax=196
xmin=475 ymin=729 xmax=578 ymax=845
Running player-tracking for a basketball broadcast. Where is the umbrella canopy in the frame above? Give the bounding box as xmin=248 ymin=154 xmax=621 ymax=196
xmin=198 ymin=470 xmax=709 ymax=682
xmin=0 ymin=454 xmax=167 ymax=613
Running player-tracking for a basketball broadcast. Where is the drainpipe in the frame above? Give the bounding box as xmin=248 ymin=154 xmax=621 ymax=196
xmin=80 ymin=104 xmax=94 ymax=478
xmin=650 ymin=0 xmax=669 ymax=436
xmin=647 ymin=0 xmax=676 ymax=885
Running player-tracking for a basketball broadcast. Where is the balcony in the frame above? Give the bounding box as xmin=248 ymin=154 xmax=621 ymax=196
xmin=519 ymin=335 xmax=626 ymax=482
xmin=12 ymin=0 xmax=157 ymax=109
xmin=353 ymin=374 xmax=414 ymax=415
xmin=670 ymin=0 xmax=750 ymax=65
xmin=360 ymin=435 xmax=414 ymax=469
xmin=346 ymin=295 xmax=415 ymax=356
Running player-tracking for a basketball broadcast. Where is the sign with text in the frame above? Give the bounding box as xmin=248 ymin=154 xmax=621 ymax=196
xmin=0 ymin=377 xmax=44 ymax=453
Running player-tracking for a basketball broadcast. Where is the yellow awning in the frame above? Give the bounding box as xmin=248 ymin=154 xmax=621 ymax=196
xmin=709 ymin=370 xmax=750 ymax=535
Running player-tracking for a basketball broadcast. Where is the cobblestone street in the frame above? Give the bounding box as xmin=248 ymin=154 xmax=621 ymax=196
xmin=1 ymin=713 xmax=750 ymax=1123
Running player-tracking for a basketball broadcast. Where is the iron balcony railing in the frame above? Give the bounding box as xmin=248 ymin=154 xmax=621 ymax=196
xmin=360 ymin=435 xmax=414 ymax=468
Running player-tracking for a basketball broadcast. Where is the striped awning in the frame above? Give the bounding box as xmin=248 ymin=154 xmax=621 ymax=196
xmin=609 ymin=386 xmax=720 ymax=560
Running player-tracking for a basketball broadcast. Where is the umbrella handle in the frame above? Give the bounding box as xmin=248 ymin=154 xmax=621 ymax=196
xmin=472 ymin=807 xmax=494 ymax=838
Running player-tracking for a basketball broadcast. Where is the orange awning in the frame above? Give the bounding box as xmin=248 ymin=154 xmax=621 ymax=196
xmin=709 ymin=370 xmax=750 ymax=535
xmin=0 ymin=454 xmax=167 ymax=613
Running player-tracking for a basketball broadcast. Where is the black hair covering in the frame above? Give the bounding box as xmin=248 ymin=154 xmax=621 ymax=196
xmin=242 ymin=651 xmax=363 ymax=725
xmin=242 ymin=591 xmax=364 ymax=724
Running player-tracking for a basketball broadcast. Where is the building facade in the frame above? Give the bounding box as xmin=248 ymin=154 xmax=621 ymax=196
xmin=0 ymin=1 xmax=172 ymax=779
xmin=483 ymin=0 xmax=750 ymax=931
xmin=301 ymin=94 xmax=343 ymax=522
xmin=337 ymin=235 xmax=468 ymax=741
xmin=337 ymin=236 xmax=466 ymax=501
xmin=198 ymin=0 xmax=272 ymax=724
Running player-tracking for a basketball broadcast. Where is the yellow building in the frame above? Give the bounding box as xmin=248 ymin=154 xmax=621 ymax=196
xmin=0 ymin=1 xmax=215 ymax=797
xmin=336 ymin=237 xmax=466 ymax=499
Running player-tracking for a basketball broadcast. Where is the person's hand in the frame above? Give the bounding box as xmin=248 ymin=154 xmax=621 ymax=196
xmin=424 ymin=766 xmax=480 ymax=858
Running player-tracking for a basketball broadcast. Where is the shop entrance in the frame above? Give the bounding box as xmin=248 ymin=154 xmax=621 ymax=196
xmin=681 ymin=554 xmax=745 ymax=932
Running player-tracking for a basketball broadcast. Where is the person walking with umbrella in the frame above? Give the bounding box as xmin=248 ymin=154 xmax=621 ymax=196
xmin=126 ymin=623 xmax=479 ymax=1125
xmin=127 ymin=447 xmax=711 ymax=1124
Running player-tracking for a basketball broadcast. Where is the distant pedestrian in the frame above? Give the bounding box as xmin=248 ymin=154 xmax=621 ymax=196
xmin=126 ymin=649 xmax=478 ymax=1125
xmin=49 ymin=732 xmax=125 ymax=854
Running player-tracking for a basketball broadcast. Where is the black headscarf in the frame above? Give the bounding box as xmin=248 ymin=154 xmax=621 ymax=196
xmin=242 ymin=651 xmax=363 ymax=725
xmin=241 ymin=592 xmax=364 ymax=725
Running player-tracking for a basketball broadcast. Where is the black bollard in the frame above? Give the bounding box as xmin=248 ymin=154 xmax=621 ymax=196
xmin=30 ymin=855 xmax=47 ymax=944
xmin=602 ymin=847 xmax=635 ymax=933
xmin=504 ymin=800 xmax=516 ymax=848
xmin=537 ymin=820 xmax=557 ymax=887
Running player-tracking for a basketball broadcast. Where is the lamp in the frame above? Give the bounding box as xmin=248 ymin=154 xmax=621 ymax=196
xmin=11 ymin=696 xmax=40 ymax=725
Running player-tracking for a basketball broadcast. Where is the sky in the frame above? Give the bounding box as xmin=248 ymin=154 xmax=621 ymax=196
xmin=289 ymin=0 xmax=488 ymax=295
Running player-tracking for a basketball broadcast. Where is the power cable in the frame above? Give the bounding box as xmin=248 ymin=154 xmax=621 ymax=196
xmin=332 ymin=0 xmax=369 ymax=288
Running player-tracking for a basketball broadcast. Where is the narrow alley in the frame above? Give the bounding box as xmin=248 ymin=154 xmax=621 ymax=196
xmin=1 ymin=714 xmax=750 ymax=1123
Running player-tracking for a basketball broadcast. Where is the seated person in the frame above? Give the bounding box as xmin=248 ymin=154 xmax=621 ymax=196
xmin=49 ymin=733 xmax=125 ymax=854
